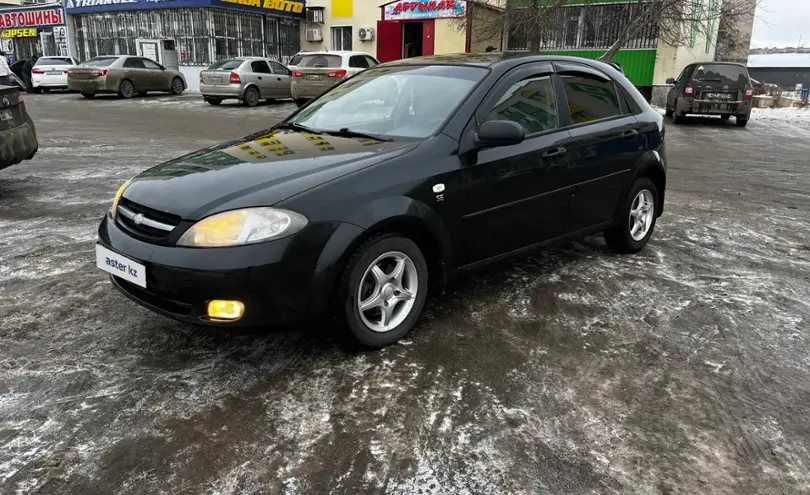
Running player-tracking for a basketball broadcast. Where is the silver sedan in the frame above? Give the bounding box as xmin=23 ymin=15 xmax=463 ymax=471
xmin=199 ymin=57 xmax=292 ymax=107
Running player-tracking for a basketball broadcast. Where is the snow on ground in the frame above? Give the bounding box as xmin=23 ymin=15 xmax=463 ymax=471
xmin=750 ymin=106 xmax=810 ymax=124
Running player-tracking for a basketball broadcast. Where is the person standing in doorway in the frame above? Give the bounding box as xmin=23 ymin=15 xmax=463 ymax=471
xmin=0 ymin=51 xmax=12 ymax=87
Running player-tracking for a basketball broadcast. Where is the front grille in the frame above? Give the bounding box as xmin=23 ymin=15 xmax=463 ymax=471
xmin=116 ymin=197 xmax=181 ymax=241
xmin=115 ymin=278 xmax=193 ymax=316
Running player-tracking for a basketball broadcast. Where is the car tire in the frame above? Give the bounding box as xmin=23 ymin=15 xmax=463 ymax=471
xmin=736 ymin=116 xmax=749 ymax=127
xmin=604 ymin=177 xmax=659 ymax=254
xmin=42 ymin=88 xmax=50 ymax=94
xmin=338 ymin=234 xmax=429 ymax=348
xmin=672 ymin=111 xmax=685 ymax=124
xmin=243 ymin=87 xmax=259 ymax=107
xmin=206 ymin=97 xmax=223 ymax=106
xmin=81 ymin=92 xmax=96 ymax=99
xmin=170 ymin=77 xmax=184 ymax=95
xmin=118 ymin=79 xmax=135 ymax=99
xmin=33 ymin=87 xmax=42 ymax=94
xmin=665 ymin=106 xmax=674 ymax=117
xmin=295 ymin=98 xmax=308 ymax=108
xmin=721 ymin=114 xmax=731 ymax=120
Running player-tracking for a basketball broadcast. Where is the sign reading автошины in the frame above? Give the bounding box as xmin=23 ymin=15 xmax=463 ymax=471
xmin=0 ymin=8 xmax=64 ymax=28
xmin=384 ymin=0 xmax=466 ymax=20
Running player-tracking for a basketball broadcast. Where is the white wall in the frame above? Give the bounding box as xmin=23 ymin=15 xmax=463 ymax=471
xmin=300 ymin=0 xmax=380 ymax=57
xmin=179 ymin=66 xmax=205 ymax=92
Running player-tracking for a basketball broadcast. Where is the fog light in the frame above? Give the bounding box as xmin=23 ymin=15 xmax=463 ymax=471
xmin=207 ymin=300 xmax=244 ymax=321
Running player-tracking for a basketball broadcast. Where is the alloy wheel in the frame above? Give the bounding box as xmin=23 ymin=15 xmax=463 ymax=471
xmin=357 ymin=251 xmax=418 ymax=333
xmin=172 ymin=78 xmax=184 ymax=94
xmin=629 ymin=189 xmax=655 ymax=241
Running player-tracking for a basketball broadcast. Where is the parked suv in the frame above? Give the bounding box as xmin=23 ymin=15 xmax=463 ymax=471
xmin=0 ymin=85 xmax=38 ymax=170
xmin=290 ymin=51 xmax=379 ymax=107
xmin=665 ymin=62 xmax=753 ymax=126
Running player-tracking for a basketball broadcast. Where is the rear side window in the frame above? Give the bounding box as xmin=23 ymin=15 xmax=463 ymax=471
xmin=365 ymin=56 xmax=379 ymax=67
xmin=289 ymin=54 xmax=304 ymax=66
xmin=36 ymin=58 xmax=72 ymax=66
xmin=690 ymin=64 xmax=749 ymax=85
xmin=486 ymin=76 xmax=559 ymax=134
xmin=250 ymin=60 xmax=272 ymax=74
xmin=300 ymin=55 xmax=342 ymax=68
xmin=560 ymin=74 xmax=622 ymax=124
xmin=81 ymin=57 xmax=118 ymax=68
xmin=349 ymin=55 xmax=369 ymax=68
xmin=208 ymin=59 xmax=243 ymax=70
xmin=123 ymin=58 xmax=145 ymax=69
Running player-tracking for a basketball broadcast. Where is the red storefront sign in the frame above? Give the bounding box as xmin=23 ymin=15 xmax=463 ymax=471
xmin=391 ymin=0 xmax=456 ymax=14
xmin=0 ymin=8 xmax=64 ymax=29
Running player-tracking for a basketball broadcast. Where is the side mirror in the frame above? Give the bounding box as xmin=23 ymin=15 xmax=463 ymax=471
xmin=474 ymin=120 xmax=525 ymax=148
xmin=666 ymin=78 xmax=676 ymax=85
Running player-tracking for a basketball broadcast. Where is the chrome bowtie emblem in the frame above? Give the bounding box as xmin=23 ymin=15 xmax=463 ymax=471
xmin=133 ymin=213 xmax=145 ymax=225
xmin=1 ymin=98 xmax=8 ymax=107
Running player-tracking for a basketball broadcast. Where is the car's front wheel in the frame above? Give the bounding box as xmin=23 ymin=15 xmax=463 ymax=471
xmin=170 ymin=77 xmax=184 ymax=95
xmin=339 ymin=234 xmax=428 ymax=348
xmin=604 ymin=177 xmax=659 ymax=254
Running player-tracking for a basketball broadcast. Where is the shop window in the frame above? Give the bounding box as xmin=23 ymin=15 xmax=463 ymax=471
xmin=331 ymin=26 xmax=352 ymax=51
xmin=485 ymin=76 xmax=559 ymax=135
xmin=266 ymin=16 xmax=301 ymax=64
xmin=560 ymin=73 xmax=621 ymax=124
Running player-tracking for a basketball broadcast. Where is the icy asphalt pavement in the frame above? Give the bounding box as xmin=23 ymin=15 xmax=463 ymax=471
xmin=1 ymin=93 xmax=810 ymax=494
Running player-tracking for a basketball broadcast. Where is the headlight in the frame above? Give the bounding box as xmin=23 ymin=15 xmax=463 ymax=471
xmin=177 ymin=208 xmax=308 ymax=248
xmin=110 ymin=180 xmax=131 ymax=218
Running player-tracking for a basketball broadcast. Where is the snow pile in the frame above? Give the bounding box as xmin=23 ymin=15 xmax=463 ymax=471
xmin=750 ymin=106 xmax=810 ymax=124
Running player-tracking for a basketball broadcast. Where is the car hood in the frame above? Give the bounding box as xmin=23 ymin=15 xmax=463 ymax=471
xmin=123 ymin=129 xmax=414 ymax=220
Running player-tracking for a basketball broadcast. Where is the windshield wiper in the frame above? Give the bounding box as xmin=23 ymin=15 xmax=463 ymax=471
xmin=324 ymin=128 xmax=394 ymax=142
xmin=273 ymin=122 xmax=322 ymax=134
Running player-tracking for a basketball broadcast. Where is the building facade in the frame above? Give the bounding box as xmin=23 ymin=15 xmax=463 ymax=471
xmin=0 ymin=2 xmax=69 ymax=62
xmin=65 ymin=0 xmax=305 ymax=89
xmin=298 ymin=0 xmax=500 ymax=62
xmin=506 ymin=0 xmax=727 ymax=104
xmin=714 ymin=0 xmax=755 ymax=64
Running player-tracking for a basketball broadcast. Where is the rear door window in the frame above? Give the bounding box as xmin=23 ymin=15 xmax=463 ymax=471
xmin=250 ymin=60 xmax=272 ymax=74
xmin=123 ymin=58 xmax=146 ymax=69
xmin=300 ymin=55 xmax=342 ymax=68
xmin=141 ymin=59 xmax=161 ymax=70
xmin=560 ymin=73 xmax=622 ymax=124
xmin=269 ymin=61 xmax=290 ymax=75
xmin=349 ymin=55 xmax=369 ymax=69
xmin=690 ymin=64 xmax=749 ymax=85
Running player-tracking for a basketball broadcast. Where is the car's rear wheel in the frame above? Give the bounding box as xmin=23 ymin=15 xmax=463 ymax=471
xmin=42 ymin=88 xmax=50 ymax=94
xmin=339 ymin=234 xmax=428 ymax=348
xmin=243 ymin=87 xmax=259 ymax=107
xmin=118 ymin=79 xmax=135 ymax=99
xmin=736 ymin=116 xmax=749 ymax=127
xmin=170 ymin=77 xmax=184 ymax=95
xmin=664 ymin=105 xmax=674 ymax=117
xmin=33 ymin=87 xmax=42 ymax=94
xmin=206 ymin=97 xmax=222 ymax=106
xmin=604 ymin=177 xmax=659 ymax=254
xmin=295 ymin=98 xmax=308 ymax=108
xmin=80 ymin=92 xmax=95 ymax=99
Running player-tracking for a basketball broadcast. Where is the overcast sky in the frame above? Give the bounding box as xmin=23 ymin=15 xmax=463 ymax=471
xmin=751 ymin=0 xmax=810 ymax=47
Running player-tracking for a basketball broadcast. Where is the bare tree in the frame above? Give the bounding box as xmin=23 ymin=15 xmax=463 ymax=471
xmin=463 ymin=0 xmax=760 ymax=62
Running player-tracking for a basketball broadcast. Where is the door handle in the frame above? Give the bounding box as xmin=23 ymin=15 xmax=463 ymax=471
xmin=258 ymin=76 xmax=262 ymax=80
xmin=277 ymin=77 xmax=281 ymax=81
xmin=623 ymin=129 xmax=639 ymax=140
xmin=542 ymin=147 xmax=566 ymax=159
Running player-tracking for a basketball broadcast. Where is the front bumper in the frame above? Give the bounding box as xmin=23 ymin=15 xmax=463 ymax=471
xmin=200 ymin=83 xmax=244 ymax=98
xmin=98 ymin=214 xmax=355 ymax=328
xmin=0 ymin=118 xmax=38 ymax=170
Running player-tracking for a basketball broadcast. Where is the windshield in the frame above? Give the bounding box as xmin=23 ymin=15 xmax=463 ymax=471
xmin=81 ymin=57 xmax=118 ymax=68
xmin=208 ymin=59 xmax=243 ymax=70
xmin=287 ymin=65 xmax=486 ymax=139
xmin=691 ymin=64 xmax=749 ymax=85
xmin=300 ymin=54 xmax=342 ymax=68
xmin=36 ymin=58 xmax=73 ymax=66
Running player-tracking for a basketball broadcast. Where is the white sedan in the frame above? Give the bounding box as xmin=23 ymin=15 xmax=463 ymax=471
xmin=31 ymin=56 xmax=78 ymax=93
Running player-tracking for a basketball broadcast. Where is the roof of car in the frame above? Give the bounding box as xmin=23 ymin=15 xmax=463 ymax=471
xmin=300 ymin=51 xmax=374 ymax=57
xmin=381 ymin=52 xmax=625 ymax=71
xmin=687 ymin=61 xmax=747 ymax=66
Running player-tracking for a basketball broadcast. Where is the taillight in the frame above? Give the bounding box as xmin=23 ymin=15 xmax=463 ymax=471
xmin=67 ymin=70 xmax=72 ymax=79
xmin=292 ymin=70 xmax=303 ymax=78
xmin=327 ymin=69 xmax=347 ymax=78
xmin=91 ymin=69 xmax=108 ymax=77
xmin=199 ymin=73 xmax=204 ymax=84
xmin=17 ymin=91 xmax=25 ymax=112
xmin=744 ymin=84 xmax=753 ymax=100
xmin=684 ymin=83 xmax=694 ymax=97
xmin=31 ymin=68 xmax=45 ymax=75
xmin=229 ymin=72 xmax=241 ymax=84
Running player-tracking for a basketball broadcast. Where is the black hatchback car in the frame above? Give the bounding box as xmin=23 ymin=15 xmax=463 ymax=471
xmin=0 ymin=85 xmax=38 ymax=170
xmin=96 ymin=54 xmax=666 ymax=348
xmin=665 ymin=62 xmax=753 ymax=126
